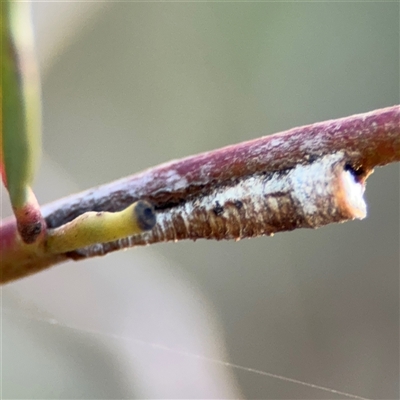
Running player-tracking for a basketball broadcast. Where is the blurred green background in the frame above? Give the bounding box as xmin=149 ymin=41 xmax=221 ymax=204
xmin=2 ymin=2 xmax=399 ymax=399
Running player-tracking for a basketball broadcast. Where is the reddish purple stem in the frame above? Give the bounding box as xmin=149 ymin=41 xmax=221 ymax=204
xmin=43 ymin=105 xmax=399 ymax=229
xmin=1 ymin=105 xmax=399 ymax=284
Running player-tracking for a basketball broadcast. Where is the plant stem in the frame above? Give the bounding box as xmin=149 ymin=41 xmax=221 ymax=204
xmin=1 ymin=105 xmax=399 ymax=284
xmin=1 ymin=0 xmax=44 ymax=244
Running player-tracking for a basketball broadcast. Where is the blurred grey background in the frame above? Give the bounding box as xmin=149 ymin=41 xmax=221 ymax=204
xmin=1 ymin=2 xmax=399 ymax=399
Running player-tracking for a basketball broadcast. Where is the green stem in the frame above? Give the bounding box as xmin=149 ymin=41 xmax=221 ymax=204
xmin=1 ymin=0 xmax=43 ymax=243
xmin=46 ymin=201 xmax=156 ymax=254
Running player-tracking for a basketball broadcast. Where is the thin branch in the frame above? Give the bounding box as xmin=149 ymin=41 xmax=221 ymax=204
xmin=1 ymin=105 xmax=399 ymax=284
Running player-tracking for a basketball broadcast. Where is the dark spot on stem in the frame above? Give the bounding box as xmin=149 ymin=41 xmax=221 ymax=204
xmin=307 ymin=154 xmax=319 ymax=163
xmin=135 ymin=200 xmax=156 ymax=231
xmin=18 ymin=221 xmax=42 ymax=244
xmin=213 ymin=201 xmax=224 ymax=216
xmin=344 ymin=163 xmax=365 ymax=182
xmin=234 ymin=200 xmax=243 ymax=209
